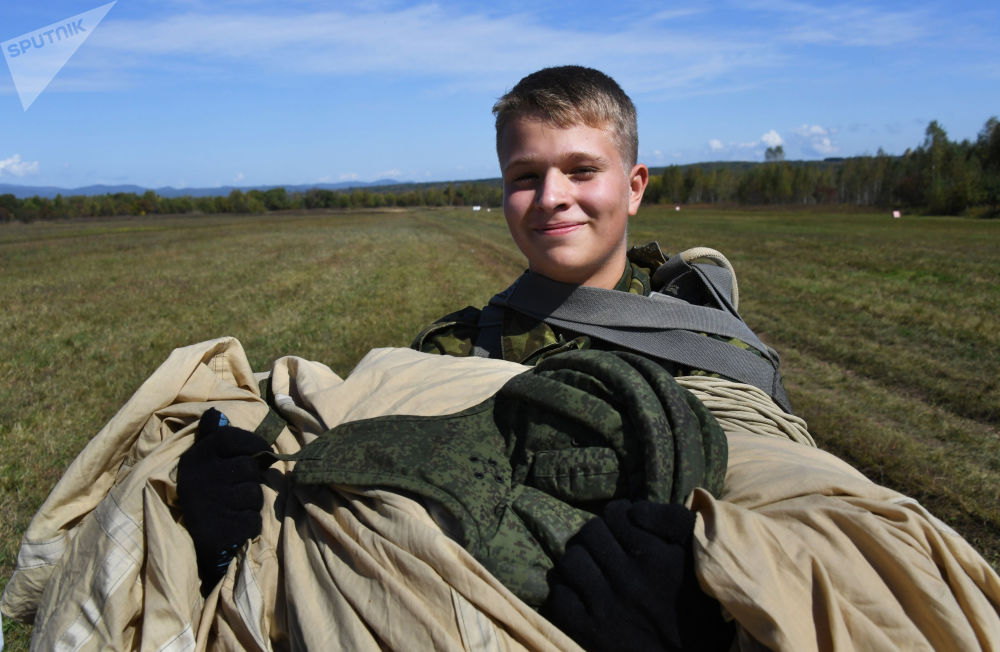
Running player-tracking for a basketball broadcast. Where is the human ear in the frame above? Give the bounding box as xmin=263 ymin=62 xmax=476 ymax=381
xmin=627 ymin=164 xmax=649 ymax=215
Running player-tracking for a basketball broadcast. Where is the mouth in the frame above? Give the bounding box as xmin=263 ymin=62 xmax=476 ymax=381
xmin=535 ymin=222 xmax=585 ymax=236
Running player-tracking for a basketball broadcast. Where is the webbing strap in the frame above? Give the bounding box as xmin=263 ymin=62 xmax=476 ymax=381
xmin=539 ymin=317 xmax=785 ymax=409
xmin=651 ymin=255 xmax=738 ymax=316
xmin=254 ymin=377 xmax=288 ymax=445
xmin=499 ymin=275 xmax=774 ymax=359
xmin=472 ymin=304 xmax=504 ymax=359
xmin=485 ymin=272 xmax=792 ymax=412
xmin=688 ymin=263 xmax=739 ymax=316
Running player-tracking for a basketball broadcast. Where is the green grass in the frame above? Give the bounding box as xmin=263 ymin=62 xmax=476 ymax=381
xmin=2 ymin=206 xmax=998 ymax=647
xmin=626 ymin=207 xmax=1000 ymax=563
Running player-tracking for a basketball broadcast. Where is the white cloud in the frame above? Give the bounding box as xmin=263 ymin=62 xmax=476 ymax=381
xmin=707 ymin=127 xmax=841 ymax=160
xmin=376 ymin=169 xmax=401 ymax=179
xmin=761 ymin=130 xmax=784 ymax=147
xmin=792 ymin=124 xmax=828 ymax=137
xmin=234 ymin=171 xmax=245 ymax=182
xmin=812 ymin=137 xmax=837 ymax=155
xmin=789 ymin=124 xmax=839 ymax=156
xmin=338 ymin=172 xmax=359 ymax=181
xmin=0 ymin=154 xmax=41 ymax=177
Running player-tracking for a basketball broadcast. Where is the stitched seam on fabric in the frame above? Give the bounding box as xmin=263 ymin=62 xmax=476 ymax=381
xmin=157 ymin=623 xmax=196 ymax=652
xmin=61 ymin=596 xmax=100 ymax=651
xmin=57 ymin=492 xmax=143 ymax=651
xmin=451 ymin=588 xmax=474 ymax=648
xmin=235 ymin=551 xmax=272 ymax=652
xmin=15 ymin=533 xmax=68 ymax=570
xmin=450 ymin=587 xmax=502 ymax=652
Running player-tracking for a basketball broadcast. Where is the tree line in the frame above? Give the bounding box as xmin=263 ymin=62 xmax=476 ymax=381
xmin=644 ymin=118 xmax=1000 ymax=214
xmin=2 ymin=117 xmax=998 ymax=223
xmin=0 ymin=182 xmax=504 ymax=222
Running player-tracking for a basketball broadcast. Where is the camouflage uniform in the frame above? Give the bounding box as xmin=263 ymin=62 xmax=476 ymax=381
xmin=411 ymin=241 xmax=763 ymax=375
xmin=290 ymin=349 xmax=728 ymax=607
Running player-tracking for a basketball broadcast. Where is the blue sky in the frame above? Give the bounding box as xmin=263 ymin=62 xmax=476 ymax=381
xmin=1 ymin=0 xmax=997 ymax=189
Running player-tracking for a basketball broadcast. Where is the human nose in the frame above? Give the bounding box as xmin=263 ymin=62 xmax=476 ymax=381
xmin=535 ymin=168 xmax=571 ymax=212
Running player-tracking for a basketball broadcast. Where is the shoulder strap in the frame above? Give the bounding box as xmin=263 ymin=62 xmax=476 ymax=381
xmin=488 ymin=272 xmax=792 ymax=413
xmin=472 ymin=303 xmax=504 ymax=358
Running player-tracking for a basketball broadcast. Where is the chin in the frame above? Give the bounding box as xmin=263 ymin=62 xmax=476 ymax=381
xmin=532 ymin=262 xmax=593 ymax=285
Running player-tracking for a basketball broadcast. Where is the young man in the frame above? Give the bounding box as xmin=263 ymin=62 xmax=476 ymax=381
xmin=411 ymin=65 xmax=787 ymax=413
xmin=411 ymin=66 xmax=740 ymax=651
xmin=413 ymin=65 xmax=661 ymax=364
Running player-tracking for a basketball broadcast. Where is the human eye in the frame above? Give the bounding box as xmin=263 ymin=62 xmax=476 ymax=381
xmin=570 ymin=166 xmax=598 ymax=180
xmin=507 ymin=170 xmax=538 ymax=187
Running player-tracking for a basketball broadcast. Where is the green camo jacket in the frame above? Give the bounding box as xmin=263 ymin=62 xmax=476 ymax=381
xmin=410 ymin=241 xmax=760 ymax=375
xmin=290 ymin=349 xmax=729 ymax=608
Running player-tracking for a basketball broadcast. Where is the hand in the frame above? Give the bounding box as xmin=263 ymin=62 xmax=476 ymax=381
xmin=543 ymin=500 xmax=734 ymax=651
xmin=177 ymin=408 xmax=272 ymax=594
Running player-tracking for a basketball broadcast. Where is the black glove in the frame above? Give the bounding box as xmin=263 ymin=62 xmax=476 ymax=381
xmin=177 ymin=408 xmax=272 ymax=595
xmin=543 ymin=499 xmax=734 ymax=651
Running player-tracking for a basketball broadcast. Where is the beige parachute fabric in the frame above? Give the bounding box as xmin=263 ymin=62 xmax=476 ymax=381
xmin=4 ymin=337 xmax=1000 ymax=650
xmin=2 ymin=337 xmax=580 ymax=651
xmin=693 ymin=431 xmax=1000 ymax=650
xmin=678 ymin=376 xmax=815 ymax=446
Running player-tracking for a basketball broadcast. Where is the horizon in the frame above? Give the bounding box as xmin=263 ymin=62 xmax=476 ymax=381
xmin=1 ymin=1 xmax=998 ymax=189
xmin=0 ymin=157 xmax=856 ymax=199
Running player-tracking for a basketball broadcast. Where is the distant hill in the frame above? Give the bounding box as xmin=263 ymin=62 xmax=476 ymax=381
xmin=0 ymin=158 xmax=860 ymax=200
xmin=0 ymin=178 xmax=404 ymax=200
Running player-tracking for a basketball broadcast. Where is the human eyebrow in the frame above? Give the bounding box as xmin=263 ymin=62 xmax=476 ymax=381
xmin=563 ymin=152 xmax=611 ymax=169
xmin=502 ymin=156 xmax=538 ymax=174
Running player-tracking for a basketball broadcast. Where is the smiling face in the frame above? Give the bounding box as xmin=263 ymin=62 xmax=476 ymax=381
xmin=500 ymin=116 xmax=648 ymax=289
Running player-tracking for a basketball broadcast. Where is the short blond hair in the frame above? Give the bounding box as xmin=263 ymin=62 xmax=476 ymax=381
xmin=493 ymin=66 xmax=638 ymax=168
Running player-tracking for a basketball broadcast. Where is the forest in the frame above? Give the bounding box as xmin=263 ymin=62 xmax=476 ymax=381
xmin=2 ymin=117 xmax=998 ymax=222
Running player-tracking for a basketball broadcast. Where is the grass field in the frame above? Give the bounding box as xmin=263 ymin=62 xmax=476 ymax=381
xmin=2 ymin=206 xmax=998 ymax=647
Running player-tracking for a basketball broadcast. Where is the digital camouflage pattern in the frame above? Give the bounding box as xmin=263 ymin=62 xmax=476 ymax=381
xmin=411 ymin=241 xmax=763 ymax=373
xmin=290 ymin=349 xmax=728 ymax=607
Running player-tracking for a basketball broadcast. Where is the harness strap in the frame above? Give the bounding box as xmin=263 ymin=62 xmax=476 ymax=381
xmin=478 ymin=266 xmax=792 ymax=413
xmin=472 ymin=303 xmax=504 ymax=359
xmin=254 ymin=376 xmax=289 ymax=445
